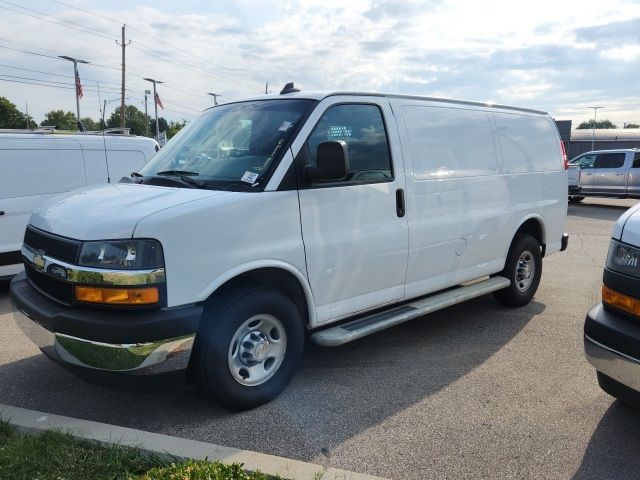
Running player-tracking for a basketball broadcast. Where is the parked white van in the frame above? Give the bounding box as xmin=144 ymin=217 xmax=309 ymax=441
xmin=0 ymin=131 xmax=158 ymax=281
xmin=10 ymin=86 xmax=568 ymax=409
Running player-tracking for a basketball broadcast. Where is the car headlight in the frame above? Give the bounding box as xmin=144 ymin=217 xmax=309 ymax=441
xmin=78 ymin=239 xmax=164 ymax=270
xmin=606 ymin=239 xmax=640 ymax=277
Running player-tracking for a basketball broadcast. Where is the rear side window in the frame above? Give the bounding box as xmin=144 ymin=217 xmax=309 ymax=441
xmin=632 ymin=153 xmax=640 ymax=168
xmin=493 ymin=113 xmax=559 ymax=173
xmin=595 ymin=153 xmax=625 ymax=169
xmin=307 ymin=104 xmax=392 ymax=183
xmin=402 ymin=106 xmax=498 ymax=180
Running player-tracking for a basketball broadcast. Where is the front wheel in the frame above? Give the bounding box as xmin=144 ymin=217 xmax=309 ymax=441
xmin=493 ymin=233 xmax=542 ymax=307
xmin=196 ymin=285 xmax=305 ymax=410
xmin=569 ymin=196 xmax=585 ymax=204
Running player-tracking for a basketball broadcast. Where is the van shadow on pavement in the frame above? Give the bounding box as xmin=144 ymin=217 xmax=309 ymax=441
xmin=0 ymin=295 xmax=542 ymax=463
xmin=568 ymin=202 xmax=635 ymax=222
xmin=572 ymin=401 xmax=640 ymax=480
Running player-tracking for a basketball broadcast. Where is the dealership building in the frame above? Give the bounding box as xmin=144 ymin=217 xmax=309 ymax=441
xmin=555 ymin=120 xmax=640 ymax=159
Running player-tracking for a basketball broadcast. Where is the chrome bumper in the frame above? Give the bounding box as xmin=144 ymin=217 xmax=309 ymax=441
xmin=14 ymin=310 xmax=195 ymax=375
xmin=584 ymin=335 xmax=640 ymax=392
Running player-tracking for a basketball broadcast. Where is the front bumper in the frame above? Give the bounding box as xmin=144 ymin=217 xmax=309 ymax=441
xmin=10 ymin=272 xmax=202 ymax=387
xmin=584 ymin=302 xmax=640 ymax=392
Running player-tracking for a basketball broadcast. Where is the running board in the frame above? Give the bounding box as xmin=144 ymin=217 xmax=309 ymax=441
xmin=310 ymin=276 xmax=510 ymax=347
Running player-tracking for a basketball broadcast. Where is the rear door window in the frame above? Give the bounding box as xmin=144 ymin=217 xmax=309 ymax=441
xmin=632 ymin=153 xmax=640 ymax=168
xmin=595 ymin=153 xmax=626 ymax=169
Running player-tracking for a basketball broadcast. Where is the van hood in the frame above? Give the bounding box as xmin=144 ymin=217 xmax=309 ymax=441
xmin=621 ymin=206 xmax=640 ymax=246
xmin=30 ymin=183 xmax=228 ymax=240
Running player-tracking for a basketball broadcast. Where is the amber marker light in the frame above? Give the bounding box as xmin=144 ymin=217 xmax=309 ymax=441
xmin=75 ymin=286 xmax=159 ymax=305
xmin=602 ymin=285 xmax=640 ymax=317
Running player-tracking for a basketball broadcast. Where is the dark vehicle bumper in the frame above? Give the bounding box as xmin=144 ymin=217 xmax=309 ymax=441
xmin=10 ymin=272 xmax=203 ymax=390
xmin=584 ymin=302 xmax=640 ymax=393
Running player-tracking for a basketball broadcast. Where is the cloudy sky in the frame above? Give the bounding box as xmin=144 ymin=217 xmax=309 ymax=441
xmin=1 ymin=0 xmax=640 ymax=127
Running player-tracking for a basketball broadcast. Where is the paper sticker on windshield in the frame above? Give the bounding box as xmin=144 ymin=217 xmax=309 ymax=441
xmin=278 ymin=121 xmax=292 ymax=132
xmin=241 ymin=171 xmax=259 ymax=184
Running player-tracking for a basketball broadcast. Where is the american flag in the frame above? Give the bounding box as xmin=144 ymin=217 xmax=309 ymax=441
xmin=154 ymin=91 xmax=164 ymax=110
xmin=75 ymin=71 xmax=83 ymax=99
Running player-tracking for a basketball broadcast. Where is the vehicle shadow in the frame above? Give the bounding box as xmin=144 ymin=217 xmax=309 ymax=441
xmin=572 ymin=401 xmax=640 ymax=480
xmin=568 ymin=202 xmax=635 ymax=222
xmin=0 ymin=295 xmax=543 ymax=463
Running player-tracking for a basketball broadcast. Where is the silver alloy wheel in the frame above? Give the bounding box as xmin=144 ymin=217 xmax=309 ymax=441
xmin=227 ymin=314 xmax=287 ymax=387
xmin=515 ymin=250 xmax=536 ymax=292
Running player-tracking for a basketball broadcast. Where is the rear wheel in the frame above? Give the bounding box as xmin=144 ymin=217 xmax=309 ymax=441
xmin=196 ymin=285 xmax=305 ymax=410
xmin=493 ymin=233 xmax=542 ymax=307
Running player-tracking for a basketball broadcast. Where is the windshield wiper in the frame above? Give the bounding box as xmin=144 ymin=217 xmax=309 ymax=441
xmin=130 ymin=171 xmax=143 ymax=177
xmin=156 ymin=170 xmax=200 ymax=176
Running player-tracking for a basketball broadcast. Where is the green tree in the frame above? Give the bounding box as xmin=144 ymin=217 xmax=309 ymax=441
xmin=576 ymin=119 xmax=617 ymax=129
xmin=0 ymin=97 xmax=36 ymax=128
xmin=41 ymin=110 xmax=78 ymax=130
xmin=167 ymin=120 xmax=186 ymax=139
xmin=624 ymin=123 xmax=640 ymax=129
xmin=80 ymin=117 xmax=99 ymax=131
xmin=107 ymin=105 xmax=150 ymax=136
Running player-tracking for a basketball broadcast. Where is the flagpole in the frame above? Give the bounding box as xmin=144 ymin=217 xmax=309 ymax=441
xmin=59 ymin=55 xmax=88 ymax=131
xmin=143 ymin=77 xmax=164 ymax=141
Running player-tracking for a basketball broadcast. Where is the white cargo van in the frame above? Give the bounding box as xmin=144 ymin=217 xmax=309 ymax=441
xmin=0 ymin=132 xmax=158 ymax=281
xmin=11 ymin=87 xmax=568 ymax=409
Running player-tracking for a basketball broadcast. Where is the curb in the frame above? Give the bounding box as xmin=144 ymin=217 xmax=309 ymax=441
xmin=0 ymin=403 xmax=386 ymax=480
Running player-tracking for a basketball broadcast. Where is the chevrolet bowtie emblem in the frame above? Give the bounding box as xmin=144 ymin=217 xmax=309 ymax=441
xmin=32 ymin=251 xmax=46 ymax=272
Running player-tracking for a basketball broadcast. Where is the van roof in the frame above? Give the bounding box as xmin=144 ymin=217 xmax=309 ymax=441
xmin=235 ymin=90 xmax=548 ymax=116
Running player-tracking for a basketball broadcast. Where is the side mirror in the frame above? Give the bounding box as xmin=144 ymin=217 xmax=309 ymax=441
xmin=306 ymin=140 xmax=350 ymax=182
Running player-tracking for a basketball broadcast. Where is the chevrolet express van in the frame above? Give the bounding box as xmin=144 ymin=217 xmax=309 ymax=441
xmin=0 ymin=131 xmax=158 ymax=281
xmin=11 ymin=86 xmax=568 ymax=409
xmin=585 ymin=203 xmax=640 ymax=407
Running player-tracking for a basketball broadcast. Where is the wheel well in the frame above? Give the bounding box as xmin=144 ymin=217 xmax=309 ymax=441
xmin=208 ymin=268 xmax=310 ymax=326
xmin=515 ymin=218 xmax=545 ymax=255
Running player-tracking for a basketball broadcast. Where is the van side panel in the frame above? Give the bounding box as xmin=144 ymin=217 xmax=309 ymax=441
xmin=392 ymin=99 xmax=565 ymax=299
xmin=493 ymin=112 xmax=566 ymax=256
xmin=395 ymin=102 xmax=509 ymax=298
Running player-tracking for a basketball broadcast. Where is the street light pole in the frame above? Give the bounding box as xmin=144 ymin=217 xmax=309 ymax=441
xmin=144 ymin=89 xmax=151 ymax=137
xmin=59 ymin=55 xmax=89 ymax=128
xmin=143 ymin=77 xmax=164 ymax=141
xmin=588 ymin=106 xmax=604 ymax=151
xmin=207 ymin=92 xmax=222 ymax=105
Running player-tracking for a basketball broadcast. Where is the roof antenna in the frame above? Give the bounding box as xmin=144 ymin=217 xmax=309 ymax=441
xmin=280 ymin=82 xmax=300 ymax=95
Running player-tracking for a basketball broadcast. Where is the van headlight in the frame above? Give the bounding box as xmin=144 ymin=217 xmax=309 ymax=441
xmin=607 ymin=239 xmax=640 ymax=277
xmin=78 ymin=239 xmax=164 ymax=270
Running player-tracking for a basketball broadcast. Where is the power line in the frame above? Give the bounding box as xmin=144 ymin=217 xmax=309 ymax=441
xmin=0 ymin=63 xmax=122 ymax=86
xmin=0 ymin=76 xmax=115 ymax=93
xmin=0 ymin=1 xmax=115 ymax=40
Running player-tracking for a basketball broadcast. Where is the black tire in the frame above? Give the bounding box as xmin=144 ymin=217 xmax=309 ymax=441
xmin=597 ymin=371 xmax=640 ymax=409
xmin=493 ymin=233 xmax=542 ymax=307
xmin=569 ymin=196 xmax=585 ymax=203
xmin=196 ymin=285 xmax=305 ymax=410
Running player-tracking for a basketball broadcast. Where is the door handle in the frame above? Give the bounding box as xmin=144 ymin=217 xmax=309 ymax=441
xmin=396 ymin=189 xmax=405 ymax=218
xmin=585 ymin=172 xmax=593 ymax=176
xmin=615 ymin=172 xmax=624 ymax=176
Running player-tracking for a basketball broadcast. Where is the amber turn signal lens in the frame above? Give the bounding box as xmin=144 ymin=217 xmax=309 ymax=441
xmin=602 ymin=285 xmax=640 ymax=317
xmin=75 ymin=286 xmax=159 ymax=305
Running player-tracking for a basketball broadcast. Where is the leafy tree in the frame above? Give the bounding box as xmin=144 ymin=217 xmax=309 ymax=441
xmin=42 ymin=110 xmax=78 ymax=130
xmin=576 ymin=119 xmax=617 ymax=129
xmin=624 ymin=123 xmax=640 ymax=129
xmin=80 ymin=117 xmax=99 ymax=131
xmin=107 ymin=105 xmax=150 ymax=136
xmin=0 ymin=97 xmax=36 ymax=128
xmin=167 ymin=120 xmax=186 ymax=139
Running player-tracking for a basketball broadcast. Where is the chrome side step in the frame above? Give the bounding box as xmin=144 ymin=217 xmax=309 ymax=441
xmin=310 ymin=276 xmax=510 ymax=347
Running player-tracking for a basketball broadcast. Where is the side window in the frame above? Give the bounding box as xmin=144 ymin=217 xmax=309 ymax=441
xmin=306 ymin=104 xmax=392 ymax=184
xmin=633 ymin=153 xmax=640 ymax=168
xmin=595 ymin=153 xmax=625 ymax=169
xmin=576 ymin=154 xmax=596 ymax=168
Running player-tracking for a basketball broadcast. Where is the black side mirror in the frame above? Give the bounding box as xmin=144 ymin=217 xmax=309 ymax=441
xmin=306 ymin=140 xmax=350 ymax=181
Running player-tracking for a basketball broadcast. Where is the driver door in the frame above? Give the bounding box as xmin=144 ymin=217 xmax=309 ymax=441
xmin=574 ymin=153 xmax=596 ymax=193
xmin=296 ymin=99 xmax=409 ymax=324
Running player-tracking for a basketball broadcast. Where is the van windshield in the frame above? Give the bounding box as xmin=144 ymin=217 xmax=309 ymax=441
xmin=139 ymin=99 xmax=316 ymax=189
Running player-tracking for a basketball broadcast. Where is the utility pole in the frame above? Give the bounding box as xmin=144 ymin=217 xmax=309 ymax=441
xmin=207 ymin=92 xmax=222 ymax=105
xmin=144 ymin=89 xmax=150 ymax=136
xmin=265 ymin=81 xmax=269 ymax=94
xmin=25 ymin=101 xmax=29 ymax=129
xmin=59 ymin=55 xmax=88 ymax=127
xmin=143 ymin=77 xmax=164 ymax=140
xmin=588 ymin=106 xmax=604 ymax=151
xmin=116 ymin=25 xmax=131 ymax=129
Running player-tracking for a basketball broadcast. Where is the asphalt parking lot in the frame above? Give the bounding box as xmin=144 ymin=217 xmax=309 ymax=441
xmin=1 ymin=197 xmax=640 ymax=480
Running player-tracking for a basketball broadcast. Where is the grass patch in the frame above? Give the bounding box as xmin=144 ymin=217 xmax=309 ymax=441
xmin=0 ymin=420 xmax=281 ymax=480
